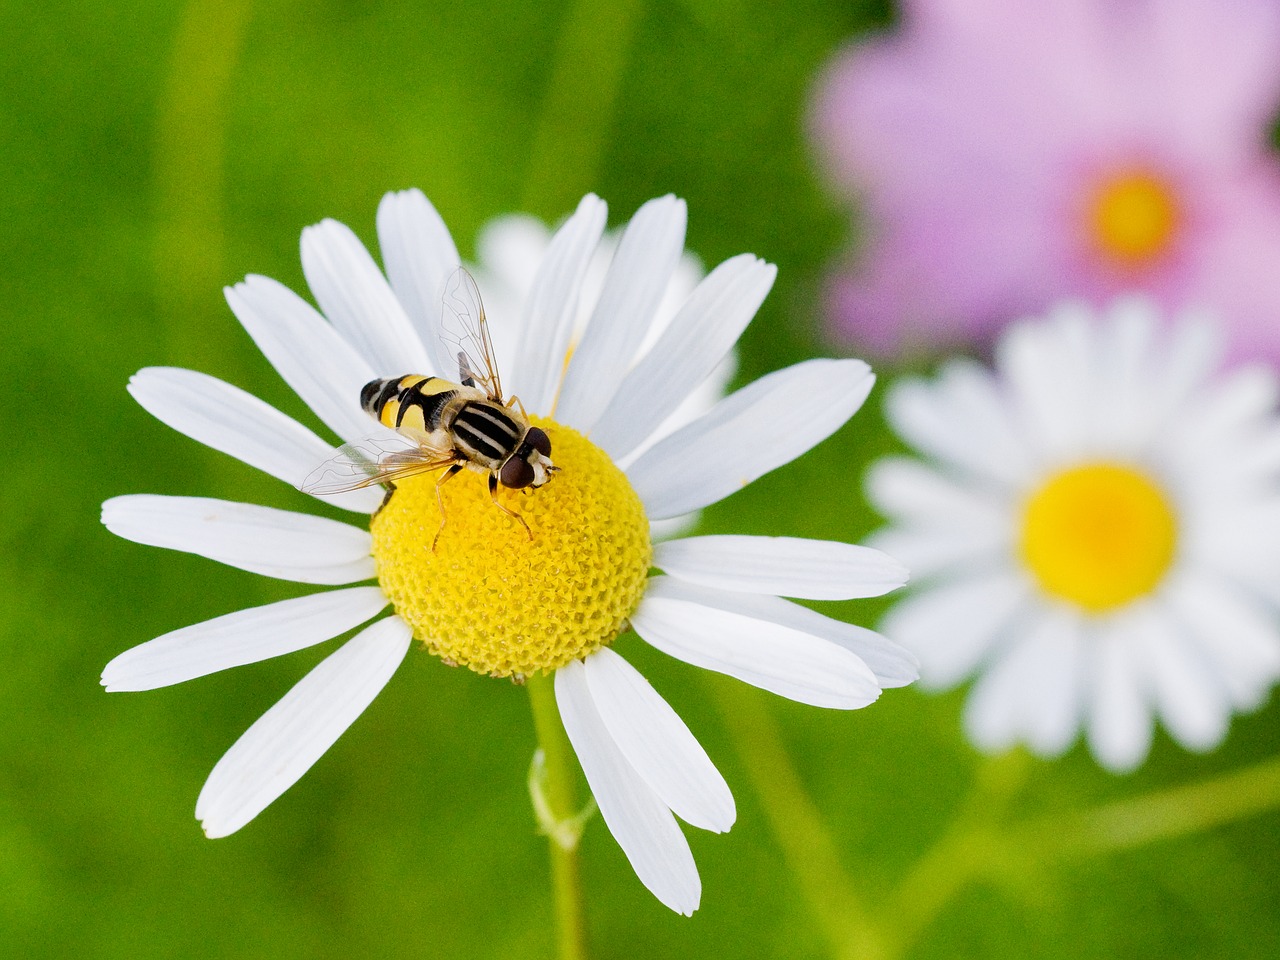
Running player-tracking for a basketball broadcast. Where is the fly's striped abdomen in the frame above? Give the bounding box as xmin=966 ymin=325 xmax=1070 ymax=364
xmin=362 ymin=375 xmax=459 ymax=437
xmin=450 ymin=401 xmax=522 ymax=465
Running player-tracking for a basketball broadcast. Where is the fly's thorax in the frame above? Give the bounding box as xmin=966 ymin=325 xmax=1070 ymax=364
xmin=448 ymin=399 xmax=526 ymax=470
xmin=369 ymin=417 xmax=651 ymax=679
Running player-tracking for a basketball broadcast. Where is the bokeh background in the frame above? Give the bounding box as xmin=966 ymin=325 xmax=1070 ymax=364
xmin=4 ymin=0 xmax=1278 ymax=957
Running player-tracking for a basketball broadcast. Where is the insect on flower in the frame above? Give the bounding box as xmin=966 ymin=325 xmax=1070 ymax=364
xmin=300 ymin=268 xmax=558 ymax=544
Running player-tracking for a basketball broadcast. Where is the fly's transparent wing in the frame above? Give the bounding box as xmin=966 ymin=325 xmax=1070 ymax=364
xmin=440 ymin=267 xmax=504 ymax=402
xmin=301 ymin=436 xmax=456 ymax=495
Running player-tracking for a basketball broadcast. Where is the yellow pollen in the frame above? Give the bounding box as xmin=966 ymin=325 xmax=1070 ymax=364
xmin=1019 ymin=462 xmax=1178 ymax=613
xmin=1087 ymin=170 xmax=1180 ymax=267
xmin=370 ymin=418 xmax=651 ymax=678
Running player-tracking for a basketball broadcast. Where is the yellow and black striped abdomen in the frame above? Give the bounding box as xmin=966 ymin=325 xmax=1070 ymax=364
xmin=361 ymin=375 xmax=460 ymax=437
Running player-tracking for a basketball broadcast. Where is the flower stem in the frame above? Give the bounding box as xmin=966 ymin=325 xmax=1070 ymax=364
xmin=527 ymin=673 xmax=590 ymax=960
xmin=1015 ymin=753 xmax=1280 ymax=860
xmin=883 ymin=750 xmax=1034 ymax=958
xmin=520 ymin=0 xmax=645 ymax=213
xmin=155 ymin=0 xmax=255 ymax=372
xmin=710 ymin=676 xmax=889 ymax=960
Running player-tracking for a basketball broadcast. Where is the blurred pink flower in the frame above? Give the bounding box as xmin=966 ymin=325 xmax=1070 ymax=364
xmin=811 ymin=0 xmax=1280 ymax=362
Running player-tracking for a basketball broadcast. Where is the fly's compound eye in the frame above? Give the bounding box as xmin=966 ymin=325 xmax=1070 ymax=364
xmin=525 ymin=427 xmax=552 ymax=457
xmin=499 ymin=456 xmax=536 ymax=489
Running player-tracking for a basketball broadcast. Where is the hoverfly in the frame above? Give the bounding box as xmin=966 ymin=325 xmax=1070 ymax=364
xmin=301 ymin=268 xmax=557 ymax=545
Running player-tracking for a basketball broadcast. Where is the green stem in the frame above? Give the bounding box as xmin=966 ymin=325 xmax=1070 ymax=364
xmin=520 ymin=0 xmax=646 ymax=214
xmin=883 ymin=752 xmax=1280 ymax=958
xmin=883 ymin=750 xmax=1034 ymax=959
xmin=154 ymin=0 xmax=254 ymax=370
xmin=710 ymin=677 xmax=889 ymax=960
xmin=527 ymin=673 xmax=589 ymax=960
xmin=1016 ymin=753 xmax=1280 ymax=861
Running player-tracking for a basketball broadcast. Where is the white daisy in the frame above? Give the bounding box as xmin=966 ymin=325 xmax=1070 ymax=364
xmin=103 ymin=190 xmax=915 ymax=914
xmin=869 ymin=298 xmax=1280 ymax=773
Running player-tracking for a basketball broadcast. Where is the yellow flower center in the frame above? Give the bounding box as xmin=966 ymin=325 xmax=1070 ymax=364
xmin=1087 ymin=170 xmax=1181 ymax=267
xmin=370 ymin=418 xmax=652 ymax=679
xmin=1019 ymin=462 xmax=1178 ymax=613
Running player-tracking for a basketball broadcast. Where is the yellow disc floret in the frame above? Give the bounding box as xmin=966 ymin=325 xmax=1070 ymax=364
xmin=1087 ymin=169 xmax=1181 ymax=267
xmin=370 ymin=418 xmax=651 ymax=679
xmin=1019 ymin=462 xmax=1179 ymax=613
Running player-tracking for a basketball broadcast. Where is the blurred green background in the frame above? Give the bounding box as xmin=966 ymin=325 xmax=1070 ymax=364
xmin=4 ymin=0 xmax=1279 ymax=957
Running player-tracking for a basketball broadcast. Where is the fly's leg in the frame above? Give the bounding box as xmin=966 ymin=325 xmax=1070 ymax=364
xmin=505 ymin=395 xmax=530 ymax=420
xmin=430 ymin=462 xmax=465 ymax=552
xmin=375 ymin=481 xmax=397 ymax=517
xmin=489 ymin=471 xmax=532 ymax=540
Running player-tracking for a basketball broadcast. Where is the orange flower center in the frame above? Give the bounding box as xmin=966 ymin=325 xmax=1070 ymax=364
xmin=1087 ymin=170 xmax=1181 ymax=268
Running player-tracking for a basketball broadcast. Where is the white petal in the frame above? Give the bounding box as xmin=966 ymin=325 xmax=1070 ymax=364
xmin=645 ymin=579 xmax=916 ymax=688
xmin=627 ymin=359 xmax=874 ymax=520
xmin=866 ymin=525 xmax=1008 ymax=582
xmin=963 ymin=608 xmax=1084 ymax=758
xmin=102 ymin=587 xmax=389 ymax=691
xmin=555 ymin=661 xmax=700 ymax=915
xmin=996 ymin=305 xmax=1097 ymax=464
xmin=632 ymin=578 xmax=881 ymax=707
xmin=1086 ymin=615 xmax=1153 ymax=773
xmin=300 ymin=218 xmax=432 ymax=376
xmin=592 ymin=254 xmax=776 ymax=461
xmin=225 ymin=275 xmax=383 ymax=444
xmin=128 ymin=367 xmax=383 ymax=514
xmin=653 ymin=535 xmax=907 ymax=600
xmin=1162 ymin=568 xmax=1280 ymax=709
xmin=621 ymin=352 xmax=739 ymax=467
xmin=883 ymin=362 xmax=1031 ymax=486
xmin=376 ymin=188 xmax=463 ymax=377
xmin=583 ymin=648 xmax=734 ymax=832
xmin=879 ymin=570 xmax=1028 ymax=690
xmin=197 ymin=616 xmax=411 ymax=837
xmin=1166 ymin=364 xmax=1279 ymax=456
xmin=102 ymin=495 xmax=375 ymax=585
xmin=1147 ymin=313 xmax=1222 ymax=427
xmin=1131 ymin=602 xmax=1230 ymax=753
xmin=510 ymin=194 xmax=608 ymax=414
xmin=556 ymin=196 xmax=688 ymax=432
xmin=864 ymin=457 xmax=1009 ymax=531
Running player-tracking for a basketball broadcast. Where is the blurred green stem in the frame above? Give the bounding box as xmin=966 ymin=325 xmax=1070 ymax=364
xmin=521 ymin=0 xmax=645 ymax=213
xmin=527 ymin=674 xmax=590 ymax=960
xmin=881 ymin=750 xmax=1034 ymax=958
xmin=155 ymin=0 xmax=254 ymax=370
xmin=711 ymin=677 xmax=889 ymax=960
xmin=1017 ymin=753 xmax=1280 ymax=861
xmin=883 ymin=751 xmax=1280 ymax=959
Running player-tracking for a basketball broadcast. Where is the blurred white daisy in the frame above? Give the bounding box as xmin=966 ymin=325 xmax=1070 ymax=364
xmin=103 ymin=190 xmax=915 ymax=914
xmin=870 ymin=298 xmax=1280 ymax=772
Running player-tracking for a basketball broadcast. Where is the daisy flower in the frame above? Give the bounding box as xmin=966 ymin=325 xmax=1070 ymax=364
xmin=810 ymin=0 xmax=1280 ymax=362
xmin=869 ymin=298 xmax=1280 ymax=772
xmin=102 ymin=190 xmax=916 ymax=914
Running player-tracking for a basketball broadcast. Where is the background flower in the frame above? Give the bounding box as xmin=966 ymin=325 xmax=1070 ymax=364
xmin=811 ymin=0 xmax=1280 ymax=361
xmin=870 ymin=299 xmax=1280 ymax=770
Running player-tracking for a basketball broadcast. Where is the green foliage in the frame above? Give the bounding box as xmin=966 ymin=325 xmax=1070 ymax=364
xmin=2 ymin=0 xmax=1276 ymax=957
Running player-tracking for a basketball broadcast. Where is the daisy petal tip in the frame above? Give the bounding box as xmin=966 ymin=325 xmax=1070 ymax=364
xmin=199 ymin=817 xmax=233 ymax=841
